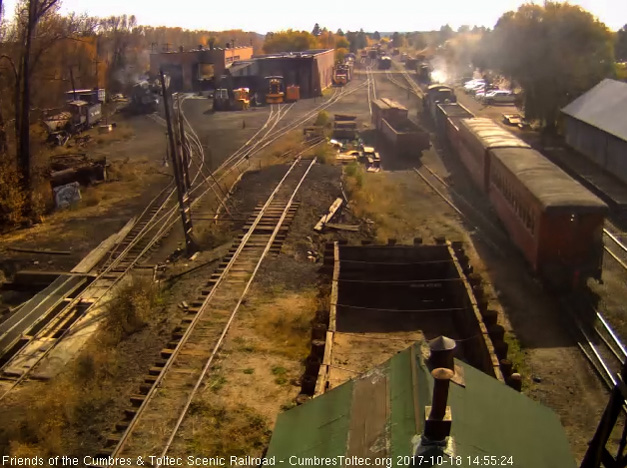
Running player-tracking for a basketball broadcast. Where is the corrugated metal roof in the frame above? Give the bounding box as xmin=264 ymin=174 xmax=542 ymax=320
xmin=491 ymin=147 xmax=608 ymax=211
xmin=460 ymin=118 xmax=530 ymax=150
xmin=562 ymin=79 xmax=627 ymax=142
xmin=266 ymin=343 xmax=577 ymax=467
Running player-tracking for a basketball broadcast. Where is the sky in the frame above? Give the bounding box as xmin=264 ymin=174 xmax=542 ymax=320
xmin=2 ymin=0 xmax=626 ymax=33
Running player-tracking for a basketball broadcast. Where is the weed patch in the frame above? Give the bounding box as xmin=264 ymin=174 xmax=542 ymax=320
xmin=186 ymin=404 xmax=271 ymax=459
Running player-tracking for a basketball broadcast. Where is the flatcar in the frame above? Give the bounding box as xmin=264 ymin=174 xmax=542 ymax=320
xmin=433 ymin=104 xmax=607 ymax=289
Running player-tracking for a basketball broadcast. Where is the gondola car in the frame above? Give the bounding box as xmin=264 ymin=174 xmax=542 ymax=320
xmin=433 ymin=106 xmax=608 ymax=289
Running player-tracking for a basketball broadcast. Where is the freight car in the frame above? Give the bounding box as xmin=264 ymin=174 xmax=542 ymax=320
xmin=378 ymin=56 xmax=392 ymax=70
xmin=433 ymin=106 xmax=608 ymax=289
xmin=372 ymin=98 xmax=430 ymax=157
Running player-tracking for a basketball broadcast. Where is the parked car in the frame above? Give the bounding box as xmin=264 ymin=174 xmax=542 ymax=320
xmin=464 ymin=80 xmax=486 ymax=94
xmin=502 ymin=113 xmax=531 ymax=129
xmin=483 ymin=90 xmax=516 ymax=105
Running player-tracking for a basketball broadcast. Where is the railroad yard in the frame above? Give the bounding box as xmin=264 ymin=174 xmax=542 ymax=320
xmin=2 ymin=10 xmax=627 ymax=468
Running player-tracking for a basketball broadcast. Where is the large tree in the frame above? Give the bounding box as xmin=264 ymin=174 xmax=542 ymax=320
xmin=616 ymin=24 xmax=627 ymax=62
xmin=263 ymin=29 xmax=318 ymax=53
xmin=485 ymin=2 xmax=614 ymax=128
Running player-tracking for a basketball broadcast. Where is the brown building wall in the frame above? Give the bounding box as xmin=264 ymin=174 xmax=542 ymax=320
xmin=149 ymin=46 xmax=254 ymax=91
xmin=314 ymin=49 xmax=335 ymax=93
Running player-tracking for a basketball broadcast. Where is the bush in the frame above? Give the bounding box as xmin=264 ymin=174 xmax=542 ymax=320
xmin=0 ymin=159 xmax=26 ymax=227
xmin=314 ymin=110 xmax=330 ymax=127
xmin=102 ymin=277 xmax=160 ymax=343
xmin=314 ymin=145 xmax=336 ymax=165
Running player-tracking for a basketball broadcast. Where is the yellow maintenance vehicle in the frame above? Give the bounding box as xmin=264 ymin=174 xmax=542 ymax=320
xmin=265 ymin=76 xmax=285 ymax=104
xmin=233 ymin=87 xmax=250 ymax=110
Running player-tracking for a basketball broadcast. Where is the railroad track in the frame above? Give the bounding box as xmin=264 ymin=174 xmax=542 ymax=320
xmin=94 ymin=155 xmax=318 ymax=466
xmin=384 ymin=70 xmax=412 ymax=92
xmin=0 ymin=81 xmax=366 ymax=398
xmin=603 ymin=221 xmax=627 ymax=272
xmin=566 ymin=293 xmax=626 ymax=393
xmin=412 ymin=163 xmax=506 ymax=256
xmin=0 ymin=101 xmax=280 ymax=398
xmin=366 ymin=64 xmax=377 ymax=116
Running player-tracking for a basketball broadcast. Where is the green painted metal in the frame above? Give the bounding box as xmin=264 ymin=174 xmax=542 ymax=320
xmin=266 ymin=379 xmax=354 ymax=462
xmin=266 ymin=343 xmax=577 ymax=468
xmin=389 ymin=348 xmax=416 ymax=465
xmin=444 ymin=361 xmax=577 ymax=467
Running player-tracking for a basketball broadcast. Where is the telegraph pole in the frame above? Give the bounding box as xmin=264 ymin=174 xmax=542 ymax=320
xmin=160 ymin=70 xmax=198 ymax=255
xmin=177 ymin=94 xmax=192 ymax=193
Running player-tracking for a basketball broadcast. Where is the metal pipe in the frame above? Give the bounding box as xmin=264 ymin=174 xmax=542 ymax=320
xmin=430 ymin=368 xmax=454 ymax=420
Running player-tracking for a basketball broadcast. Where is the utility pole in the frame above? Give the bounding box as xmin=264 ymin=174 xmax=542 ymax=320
xmin=93 ymin=57 xmax=102 ymax=90
xmin=177 ymin=94 xmax=192 ymax=193
xmin=160 ymin=69 xmax=198 ymax=255
xmin=69 ymin=66 xmax=77 ymax=100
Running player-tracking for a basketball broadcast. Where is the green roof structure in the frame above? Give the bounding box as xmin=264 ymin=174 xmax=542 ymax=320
xmin=266 ymin=343 xmax=576 ymax=468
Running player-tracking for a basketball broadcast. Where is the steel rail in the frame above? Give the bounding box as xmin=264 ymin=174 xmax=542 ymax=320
xmin=156 ymin=157 xmax=318 ymax=465
xmin=107 ymin=155 xmax=311 ymax=460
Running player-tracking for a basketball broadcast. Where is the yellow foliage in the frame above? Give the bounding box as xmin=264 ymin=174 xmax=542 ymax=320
xmin=263 ymin=30 xmax=318 ymax=53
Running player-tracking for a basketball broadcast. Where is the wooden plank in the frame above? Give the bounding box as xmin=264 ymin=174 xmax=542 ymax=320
xmin=329 ymin=242 xmax=340 ymax=332
xmin=314 ymin=198 xmax=343 ymax=232
xmin=71 ymin=216 xmax=136 ymax=274
xmin=314 ymin=330 xmax=335 ymax=397
xmin=7 ymin=247 xmax=71 ymax=255
xmin=325 ymin=223 xmax=359 ymax=232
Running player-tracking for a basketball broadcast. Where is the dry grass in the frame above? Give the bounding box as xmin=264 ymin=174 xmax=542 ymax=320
xmin=101 ymin=276 xmax=164 ymax=344
xmin=0 ymin=276 xmax=166 ymax=457
xmin=343 ymin=165 xmax=462 ymax=242
xmin=185 ymin=401 xmax=272 ymax=458
xmin=313 ymin=144 xmax=336 ymax=165
xmin=195 ymin=221 xmax=234 ymax=250
xmin=249 ymin=288 xmax=317 ymax=360
xmin=257 ymin=130 xmax=306 ymax=168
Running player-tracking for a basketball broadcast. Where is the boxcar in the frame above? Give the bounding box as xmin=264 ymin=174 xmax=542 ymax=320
xmin=456 ymin=118 xmax=530 ymax=193
xmin=488 ymin=147 xmax=608 ymax=288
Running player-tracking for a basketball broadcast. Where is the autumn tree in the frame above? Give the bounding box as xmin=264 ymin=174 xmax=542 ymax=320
xmin=263 ymin=30 xmax=318 ymax=53
xmin=438 ymin=24 xmax=454 ymax=44
xmin=391 ymin=32 xmax=403 ymax=47
xmin=336 ymin=28 xmax=344 ymax=36
xmin=486 ymin=2 xmax=615 ymax=128
xmin=616 ymin=24 xmax=627 ymax=61
xmin=336 ymin=36 xmax=349 ymax=50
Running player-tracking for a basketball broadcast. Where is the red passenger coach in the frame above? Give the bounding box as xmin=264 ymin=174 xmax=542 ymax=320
xmin=456 ymin=118 xmax=531 ymax=192
xmin=488 ymin=147 xmax=608 ymax=288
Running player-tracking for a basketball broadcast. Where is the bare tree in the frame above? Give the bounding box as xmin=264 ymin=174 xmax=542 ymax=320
xmin=13 ymin=0 xmax=60 ymax=194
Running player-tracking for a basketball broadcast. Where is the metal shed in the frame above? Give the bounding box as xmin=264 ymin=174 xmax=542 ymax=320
xmin=561 ymin=79 xmax=627 ymax=185
xmin=266 ymin=342 xmax=577 ymax=467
